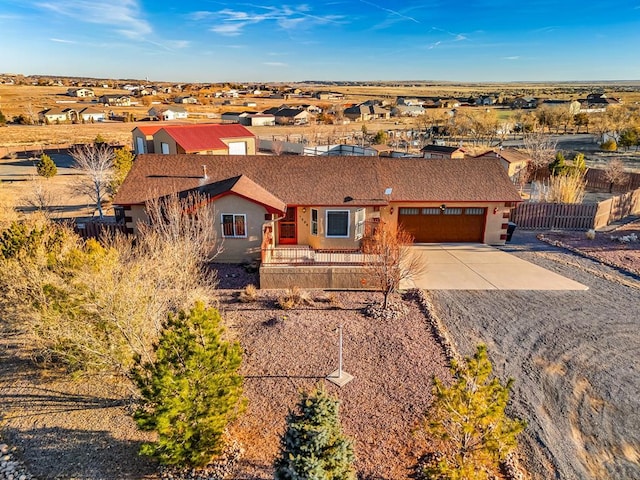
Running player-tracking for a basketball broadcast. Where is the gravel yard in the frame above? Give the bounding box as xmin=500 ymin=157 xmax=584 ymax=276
xmin=431 ymin=232 xmax=640 ymax=480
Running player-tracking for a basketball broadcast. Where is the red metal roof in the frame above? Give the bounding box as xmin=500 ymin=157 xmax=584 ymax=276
xmin=136 ymin=125 xmax=164 ymax=136
xmin=160 ymin=124 xmax=255 ymax=152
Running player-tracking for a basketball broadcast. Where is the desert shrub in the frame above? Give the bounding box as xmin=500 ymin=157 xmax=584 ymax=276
xmin=238 ymin=284 xmax=258 ymax=303
xmin=322 ymin=292 xmax=343 ymax=309
xmin=36 ymin=153 xmax=57 ymax=178
xmin=110 ymin=147 xmax=134 ymax=193
xmin=277 ymin=286 xmax=314 ymax=310
xmin=543 ymin=172 xmax=586 ymax=204
xmin=600 ymin=139 xmax=617 ymax=151
xmin=0 ymin=110 xmax=6 ymax=125
xmin=585 ymin=229 xmax=596 ymax=240
xmin=373 ymin=130 xmax=388 ymax=145
xmin=132 ymin=302 xmax=244 ymax=467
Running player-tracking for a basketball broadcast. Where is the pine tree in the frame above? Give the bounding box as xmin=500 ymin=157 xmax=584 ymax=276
xmin=274 ymin=387 xmax=356 ymax=480
xmin=420 ymin=345 xmax=526 ymax=480
xmin=549 ymin=151 xmax=567 ymax=176
xmin=132 ymin=302 xmax=244 ymax=467
xmin=36 ymin=153 xmax=57 ymax=178
xmin=110 ymin=147 xmax=134 ymax=193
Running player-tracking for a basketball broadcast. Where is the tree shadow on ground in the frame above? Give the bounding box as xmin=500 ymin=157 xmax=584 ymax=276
xmin=1 ymin=426 xmax=158 ymax=480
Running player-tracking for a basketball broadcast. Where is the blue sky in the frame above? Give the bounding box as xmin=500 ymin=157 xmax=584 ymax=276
xmin=2 ymin=0 xmax=639 ymax=82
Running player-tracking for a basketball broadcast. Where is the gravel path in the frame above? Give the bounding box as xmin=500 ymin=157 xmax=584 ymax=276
xmin=430 ymin=231 xmax=640 ymax=480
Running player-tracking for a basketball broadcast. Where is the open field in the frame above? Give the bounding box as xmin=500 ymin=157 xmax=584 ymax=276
xmin=432 ymin=232 xmax=640 ymax=480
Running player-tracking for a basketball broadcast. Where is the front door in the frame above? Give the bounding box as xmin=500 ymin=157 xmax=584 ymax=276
xmin=278 ymin=207 xmax=297 ymax=244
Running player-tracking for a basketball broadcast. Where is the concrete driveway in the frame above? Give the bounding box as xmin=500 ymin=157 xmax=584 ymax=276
xmin=403 ymin=244 xmax=588 ymax=290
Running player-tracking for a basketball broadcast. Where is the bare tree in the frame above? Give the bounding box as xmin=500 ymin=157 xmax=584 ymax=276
xmin=70 ymin=143 xmax=115 ymax=218
xmin=523 ymin=132 xmax=557 ymax=180
xmin=25 ymin=175 xmax=56 ymax=216
xmin=603 ymin=158 xmax=629 ymax=193
xmin=364 ymin=221 xmax=425 ymax=310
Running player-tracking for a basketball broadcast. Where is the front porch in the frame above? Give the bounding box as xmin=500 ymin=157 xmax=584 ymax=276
xmin=259 ymin=246 xmax=378 ymax=289
xmin=261 ymin=245 xmax=379 ymax=266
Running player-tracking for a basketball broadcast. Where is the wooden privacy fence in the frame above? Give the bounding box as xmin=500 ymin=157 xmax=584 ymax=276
xmin=512 ymin=187 xmax=640 ymax=230
xmin=71 ymin=218 xmax=128 ymax=239
xmin=511 ymin=203 xmax=598 ymax=230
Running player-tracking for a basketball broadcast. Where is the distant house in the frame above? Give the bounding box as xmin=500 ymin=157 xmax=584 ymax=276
xmin=221 ymin=111 xmax=259 ymax=124
xmin=300 ymin=104 xmax=322 ymax=114
xmin=512 ymin=97 xmax=538 ymax=109
xmin=397 ymin=97 xmax=423 ymax=107
xmin=576 ymin=93 xmax=622 ymax=113
xmin=39 ymin=106 xmax=105 ymax=123
xmin=77 ymin=107 xmax=105 ymax=122
xmin=316 ymin=91 xmax=344 ymax=101
xmin=343 ymin=104 xmax=391 ymax=122
xmin=241 ymin=114 xmax=276 ymax=127
xmin=39 ymin=107 xmax=69 ymax=124
xmin=421 ymin=144 xmax=466 ymax=160
xmin=148 ymin=106 xmax=188 ymax=121
xmin=392 ymin=105 xmax=426 ymax=117
xmin=67 ymin=87 xmax=95 ymax=98
xmin=99 ymin=94 xmax=132 ymax=106
xmin=274 ymin=108 xmax=310 ymax=125
xmin=174 ymin=96 xmax=199 ymax=104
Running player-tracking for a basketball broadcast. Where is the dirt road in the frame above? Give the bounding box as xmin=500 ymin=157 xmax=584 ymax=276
xmin=430 ymin=232 xmax=640 ymax=480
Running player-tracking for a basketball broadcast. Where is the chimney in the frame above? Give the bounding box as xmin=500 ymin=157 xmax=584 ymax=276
xmin=202 ymin=165 xmax=207 ymax=179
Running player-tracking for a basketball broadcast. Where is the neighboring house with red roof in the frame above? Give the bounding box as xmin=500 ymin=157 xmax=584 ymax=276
xmin=113 ymin=155 xmax=522 ymax=281
xmin=130 ymin=124 xmax=257 ymax=155
xmin=131 ymin=125 xmax=164 ymax=154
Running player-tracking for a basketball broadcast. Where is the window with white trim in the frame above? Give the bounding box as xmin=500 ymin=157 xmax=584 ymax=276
xmin=311 ymin=208 xmax=318 ymax=235
xmin=160 ymin=142 xmax=170 ymax=154
xmin=221 ymin=214 xmax=247 ymax=238
xmin=326 ymin=210 xmax=350 ymax=238
xmin=354 ymin=208 xmax=366 ymax=240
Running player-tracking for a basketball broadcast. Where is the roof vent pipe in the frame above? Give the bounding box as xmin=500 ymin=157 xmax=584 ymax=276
xmin=202 ymin=165 xmax=207 ymax=179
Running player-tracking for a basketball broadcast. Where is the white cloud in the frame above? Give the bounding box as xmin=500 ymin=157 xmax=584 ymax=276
xmin=50 ymin=38 xmax=76 ymax=43
xmin=503 ymin=56 xmax=520 ymax=60
xmin=359 ymin=0 xmax=419 ymax=24
xmin=200 ymin=5 xmax=344 ymax=37
xmin=263 ymin=62 xmax=288 ymax=67
xmin=36 ymin=0 xmax=152 ymax=37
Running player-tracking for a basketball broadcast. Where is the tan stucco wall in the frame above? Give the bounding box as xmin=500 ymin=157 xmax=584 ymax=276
xmin=222 ymin=136 xmax=257 ymax=155
xmin=289 ymin=206 xmax=374 ymax=250
xmin=260 ymin=265 xmax=376 ymax=289
xmin=124 ymin=195 xmax=268 ymax=263
xmin=153 ymin=130 xmax=178 ymax=154
xmin=215 ymin=195 xmax=267 ymax=263
xmin=386 ymin=202 xmax=511 ymax=245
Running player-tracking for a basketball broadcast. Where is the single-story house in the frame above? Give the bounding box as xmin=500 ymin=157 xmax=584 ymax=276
xmin=343 ymin=104 xmax=391 ymax=122
xmin=151 ymin=124 xmax=257 ymax=155
xmin=421 ymin=145 xmax=466 ymax=159
xmin=174 ymin=96 xmax=199 ymax=104
xmin=148 ymin=106 xmax=188 ymax=121
xmin=113 ymin=155 xmax=522 ymax=277
xmin=512 ymin=97 xmax=538 ymax=109
xmin=474 ymin=148 xmax=530 ymax=180
xmin=67 ymin=87 xmax=95 ymax=97
xmin=274 ymin=108 xmax=310 ymax=125
xmin=241 ymin=113 xmax=276 ymax=127
xmin=78 ymin=107 xmax=105 ymax=122
xmin=221 ymin=111 xmax=259 ymax=123
xmin=39 ymin=107 xmax=69 ymax=123
xmin=392 ymin=105 xmax=426 ymax=117
xmin=99 ymin=94 xmax=132 ymax=106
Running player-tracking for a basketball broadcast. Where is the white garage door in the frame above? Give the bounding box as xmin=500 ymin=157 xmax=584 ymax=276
xmin=228 ymin=142 xmax=246 ymax=155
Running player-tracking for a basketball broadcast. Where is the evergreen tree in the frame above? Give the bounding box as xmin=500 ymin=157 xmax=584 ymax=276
xmin=36 ymin=153 xmax=57 ymax=178
xmin=110 ymin=147 xmax=134 ymax=193
xmin=420 ymin=345 xmax=526 ymax=480
xmin=274 ymin=387 xmax=356 ymax=480
xmin=132 ymin=302 xmax=244 ymax=467
xmin=549 ymin=151 xmax=567 ymax=176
